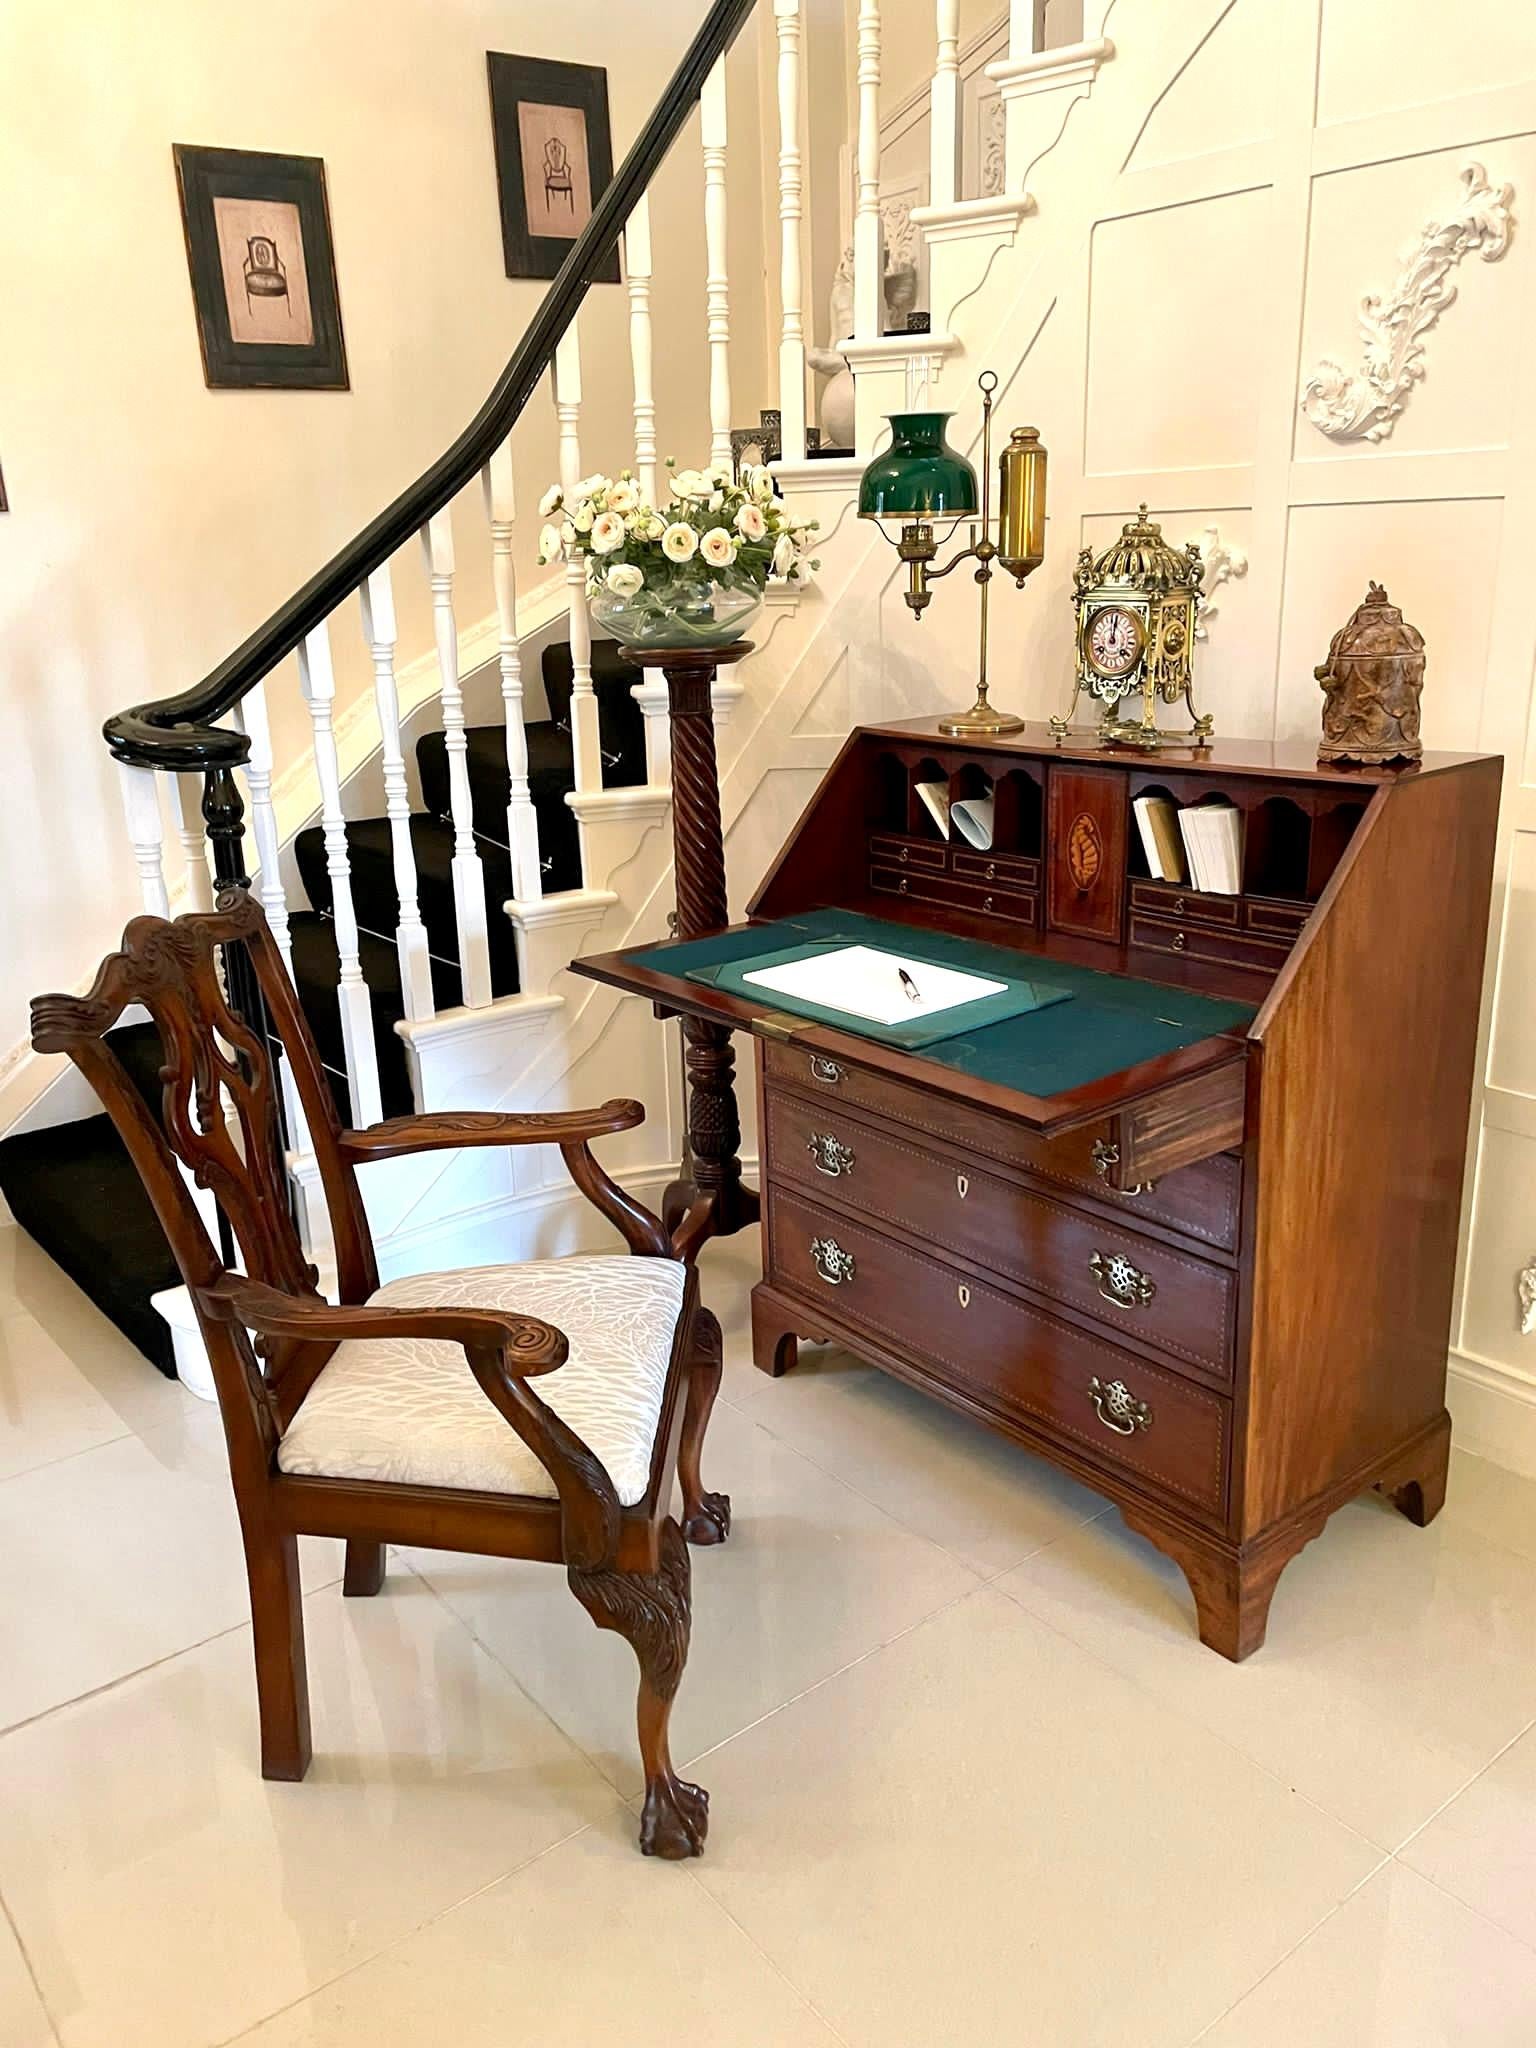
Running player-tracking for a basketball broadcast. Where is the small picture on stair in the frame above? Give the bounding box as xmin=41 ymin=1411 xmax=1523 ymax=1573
xmin=486 ymin=52 xmax=619 ymax=284
xmin=173 ymin=145 xmax=349 ymax=390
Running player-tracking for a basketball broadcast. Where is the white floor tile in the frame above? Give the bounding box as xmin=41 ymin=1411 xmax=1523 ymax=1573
xmin=0 ymin=1573 xmax=620 ymax=2048
xmin=998 ymin=1490 xmax=1536 ymax=1848
xmin=0 ymin=1230 xmax=188 ymax=1481
xmin=408 ymin=1397 xmax=979 ymax=1797
xmin=232 ymin=1811 xmax=843 ymax=2046
xmin=1442 ymin=1449 xmax=1536 ymax=1567
xmin=1400 ymin=1718 xmax=1536 ymax=1951
xmin=0 ymin=1899 xmax=56 ymax=2048
xmin=1198 ymin=1862 xmax=1536 ymax=2045
xmin=0 ymin=1409 xmax=342 ymax=1731
xmin=690 ymin=1587 xmax=1381 ymax=2048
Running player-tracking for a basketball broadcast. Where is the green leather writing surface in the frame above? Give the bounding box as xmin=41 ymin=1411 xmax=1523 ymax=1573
xmin=627 ymin=908 xmax=1256 ymax=1098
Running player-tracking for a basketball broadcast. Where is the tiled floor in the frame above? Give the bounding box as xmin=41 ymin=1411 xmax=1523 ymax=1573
xmin=1 ymin=1224 xmax=1534 ymax=2047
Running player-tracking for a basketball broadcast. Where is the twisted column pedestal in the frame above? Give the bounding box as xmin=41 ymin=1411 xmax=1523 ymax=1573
xmin=626 ymin=643 xmax=760 ymax=1256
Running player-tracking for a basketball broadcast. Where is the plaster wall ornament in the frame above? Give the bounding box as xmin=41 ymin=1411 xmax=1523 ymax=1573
xmin=1520 ymin=1255 xmax=1536 ymax=1337
xmin=1301 ymin=160 xmax=1515 ymax=444
xmin=1187 ymin=524 xmax=1247 ymax=640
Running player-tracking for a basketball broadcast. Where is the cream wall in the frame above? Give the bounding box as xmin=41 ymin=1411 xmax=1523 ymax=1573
xmin=0 ymin=0 xmax=771 ymax=1076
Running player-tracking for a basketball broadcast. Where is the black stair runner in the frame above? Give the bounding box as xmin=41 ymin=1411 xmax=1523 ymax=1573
xmin=0 ymin=641 xmax=650 ymax=1375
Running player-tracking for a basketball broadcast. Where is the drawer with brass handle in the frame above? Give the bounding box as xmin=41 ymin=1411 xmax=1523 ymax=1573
xmin=764 ymin=1088 xmax=1235 ymax=1381
xmin=767 ymin=1188 xmax=1228 ymax=1517
xmin=760 ymin=1043 xmax=1243 ymax=1253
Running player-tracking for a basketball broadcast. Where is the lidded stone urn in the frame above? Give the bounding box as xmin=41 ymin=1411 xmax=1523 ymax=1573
xmin=1315 ymin=582 xmax=1425 ymax=765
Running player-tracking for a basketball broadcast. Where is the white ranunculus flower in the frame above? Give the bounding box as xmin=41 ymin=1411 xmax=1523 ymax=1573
xmin=538 ymin=522 xmax=566 ymax=563
xmin=753 ymin=466 xmax=776 ymax=504
xmin=574 ymin=473 xmax=608 ymax=502
xmin=570 ymin=500 xmax=595 ymax=533
xmin=735 ymin=503 xmax=767 ymax=542
xmin=662 ymin=521 xmax=699 ymax=563
xmin=670 ymin=468 xmax=711 ymax=501
xmin=539 ymin=484 xmax=564 ymax=517
xmin=771 ymin=532 xmax=796 ymax=577
xmin=608 ymin=480 xmax=639 ymax=516
xmin=590 ymin=511 xmax=626 ymax=555
xmin=701 ymin=527 xmax=739 ymax=568
xmin=560 ymin=519 xmax=577 ymax=547
xmin=606 ymin=563 xmax=645 ymax=598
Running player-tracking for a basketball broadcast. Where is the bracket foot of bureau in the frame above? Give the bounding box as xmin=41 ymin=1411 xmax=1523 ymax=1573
xmin=1372 ymin=1407 xmax=1451 ymax=1529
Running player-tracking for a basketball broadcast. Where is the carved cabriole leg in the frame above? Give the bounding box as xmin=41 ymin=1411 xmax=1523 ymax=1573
xmin=343 ymin=1539 xmax=386 ymax=1597
xmin=679 ymin=1308 xmax=731 ymax=1546
xmin=568 ymin=1519 xmax=708 ymax=1858
xmin=1118 ymin=1503 xmax=1330 ymax=1664
xmin=1374 ymin=1409 xmax=1452 ymax=1527
xmin=245 ymin=1525 xmax=312 ymax=1780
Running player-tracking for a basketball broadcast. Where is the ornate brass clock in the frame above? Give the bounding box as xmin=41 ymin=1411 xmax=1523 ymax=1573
xmin=1051 ymin=505 xmax=1213 ymax=751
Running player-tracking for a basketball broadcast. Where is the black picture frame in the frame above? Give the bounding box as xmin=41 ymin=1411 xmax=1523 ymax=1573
xmin=173 ymin=144 xmax=349 ymax=391
xmin=487 ymin=53 xmax=619 ymax=285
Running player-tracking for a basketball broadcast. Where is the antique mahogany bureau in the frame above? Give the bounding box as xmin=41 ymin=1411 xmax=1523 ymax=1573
xmin=575 ymin=722 xmax=1502 ymax=1657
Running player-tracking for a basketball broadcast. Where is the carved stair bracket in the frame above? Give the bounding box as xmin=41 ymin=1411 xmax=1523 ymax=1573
xmin=1301 ymin=160 xmax=1514 ymax=445
xmin=1188 ymin=525 xmax=1247 ymax=642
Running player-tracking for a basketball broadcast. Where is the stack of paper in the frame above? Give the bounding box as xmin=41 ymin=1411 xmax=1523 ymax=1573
xmin=741 ymin=945 xmax=1006 ymax=1026
xmin=914 ymin=780 xmax=952 ymax=838
xmin=1132 ymin=795 xmax=1186 ymax=883
xmin=1176 ymin=800 xmax=1244 ymax=895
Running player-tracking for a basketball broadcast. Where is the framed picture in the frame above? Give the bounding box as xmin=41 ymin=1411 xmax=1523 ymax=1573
xmin=486 ymin=53 xmax=618 ymax=284
xmin=173 ymin=144 xmax=349 ymax=391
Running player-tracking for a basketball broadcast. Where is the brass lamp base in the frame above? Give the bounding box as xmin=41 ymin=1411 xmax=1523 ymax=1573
xmin=938 ymin=689 xmax=1025 ymax=737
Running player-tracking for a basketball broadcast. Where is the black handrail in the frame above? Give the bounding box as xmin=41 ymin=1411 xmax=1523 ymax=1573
xmin=104 ymin=0 xmax=759 ymax=774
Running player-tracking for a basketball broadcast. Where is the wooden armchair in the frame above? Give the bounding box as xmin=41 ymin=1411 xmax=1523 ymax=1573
xmin=31 ymin=890 xmax=729 ymax=1859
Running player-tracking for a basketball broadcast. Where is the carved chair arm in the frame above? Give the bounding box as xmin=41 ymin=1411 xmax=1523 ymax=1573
xmin=338 ymin=1101 xmax=645 ymax=1161
xmin=196 ymin=1276 xmax=624 ymax=1571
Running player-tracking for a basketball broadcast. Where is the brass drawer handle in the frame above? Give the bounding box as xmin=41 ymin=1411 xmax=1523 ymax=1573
xmin=1089 ymin=1249 xmax=1156 ymax=1309
xmin=983 ymin=894 xmax=995 ymax=912
xmin=899 ymin=846 xmax=909 ymax=863
xmin=810 ymin=1235 xmax=856 ymax=1286
xmin=808 ymin=1056 xmax=843 ymax=1086
xmin=807 ymin=1131 xmax=855 ymax=1178
xmin=985 ymin=861 xmax=996 ymax=880
xmin=1172 ymin=896 xmax=1186 ymax=917
xmin=1089 ymin=1138 xmax=1157 ymax=1198
xmin=899 ymin=876 xmax=910 ymax=894
xmin=1172 ymin=931 xmax=1186 ymax=952
xmin=1088 ymin=1375 xmax=1153 ymax=1436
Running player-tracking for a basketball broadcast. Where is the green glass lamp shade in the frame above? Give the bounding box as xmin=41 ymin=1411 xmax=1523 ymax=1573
xmin=858 ymin=412 xmax=979 ymax=524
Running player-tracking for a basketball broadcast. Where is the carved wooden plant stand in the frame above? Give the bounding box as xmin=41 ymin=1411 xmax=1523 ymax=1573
xmin=627 ymin=643 xmax=761 ymax=1258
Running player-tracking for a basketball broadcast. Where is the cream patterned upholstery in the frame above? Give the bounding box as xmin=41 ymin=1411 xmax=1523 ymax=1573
xmin=277 ymin=1257 xmax=688 ymax=1507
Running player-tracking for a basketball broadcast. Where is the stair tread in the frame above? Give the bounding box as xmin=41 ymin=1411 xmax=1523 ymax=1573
xmin=284 ymin=913 xmax=416 ymax=1121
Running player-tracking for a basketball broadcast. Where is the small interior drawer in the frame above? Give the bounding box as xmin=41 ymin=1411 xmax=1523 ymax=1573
xmin=869 ymin=833 xmax=946 ymax=873
xmin=1129 ymin=880 xmax=1239 ymax=928
xmin=952 ymin=848 xmax=1041 ymax=890
xmin=1130 ymin=916 xmax=1294 ymax=975
xmin=869 ymin=865 xmax=1038 ymax=928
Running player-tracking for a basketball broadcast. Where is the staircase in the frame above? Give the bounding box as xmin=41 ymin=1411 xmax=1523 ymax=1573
xmin=2 ymin=0 xmax=1127 ymax=1379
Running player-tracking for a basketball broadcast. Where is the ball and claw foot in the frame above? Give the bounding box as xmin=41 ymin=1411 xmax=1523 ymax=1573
xmin=683 ymin=1489 xmax=732 ymax=1546
xmin=641 ymin=1773 xmax=710 ymax=1858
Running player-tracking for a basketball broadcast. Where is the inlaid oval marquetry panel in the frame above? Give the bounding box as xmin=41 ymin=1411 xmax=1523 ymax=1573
xmin=1067 ymin=811 xmax=1103 ymax=892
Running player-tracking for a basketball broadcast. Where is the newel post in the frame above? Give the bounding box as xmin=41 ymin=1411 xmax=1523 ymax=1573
xmin=623 ymin=643 xmax=760 ymax=1256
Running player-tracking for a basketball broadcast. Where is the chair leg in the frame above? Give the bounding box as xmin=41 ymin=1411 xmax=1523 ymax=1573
xmin=343 ymin=1540 xmax=386 ymax=1597
xmin=568 ymin=1519 xmax=708 ymax=1859
xmin=679 ymin=1307 xmax=731 ymax=1546
xmin=244 ymin=1525 xmax=312 ymax=1781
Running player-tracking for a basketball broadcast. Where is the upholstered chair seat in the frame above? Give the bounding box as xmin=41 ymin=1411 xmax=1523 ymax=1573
xmin=279 ymin=1257 xmax=687 ymax=1505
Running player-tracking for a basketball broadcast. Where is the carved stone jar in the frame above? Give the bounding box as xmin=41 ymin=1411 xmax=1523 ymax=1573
xmin=1315 ymin=581 xmax=1425 ymax=766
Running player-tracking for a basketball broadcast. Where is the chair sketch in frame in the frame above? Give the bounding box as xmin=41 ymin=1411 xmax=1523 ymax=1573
xmin=243 ymin=234 xmax=289 ymax=317
xmin=543 ymin=135 xmax=575 ymax=212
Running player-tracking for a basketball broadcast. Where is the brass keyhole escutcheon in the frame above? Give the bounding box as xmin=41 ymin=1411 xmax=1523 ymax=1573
xmin=957 ymin=1283 xmax=971 ymax=1309
xmin=956 ymin=1173 xmax=969 ymax=1200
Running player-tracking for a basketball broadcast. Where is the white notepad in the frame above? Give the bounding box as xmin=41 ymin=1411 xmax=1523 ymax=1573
xmin=742 ymin=945 xmax=1007 ymax=1027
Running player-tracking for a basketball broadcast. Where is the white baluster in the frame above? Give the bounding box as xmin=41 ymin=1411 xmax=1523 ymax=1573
xmin=482 ymin=439 xmax=543 ymax=902
xmin=931 ymin=0 xmax=963 ymax=208
xmin=625 ymin=193 xmax=659 ymax=507
xmin=297 ymin=624 xmax=384 ymax=1128
xmin=359 ymin=566 xmax=434 ymax=1022
xmin=232 ymin=683 xmax=311 ymax=1153
xmin=774 ymin=0 xmax=808 ymax=463
xmin=553 ymin=330 xmax=602 ymax=802
xmin=421 ymin=512 xmax=493 ymax=1008
xmin=854 ymin=0 xmax=884 ymax=343
xmin=117 ymin=762 xmax=171 ymax=918
xmin=701 ymin=56 xmax=733 ymax=471
xmin=166 ymin=774 xmax=215 ymax=911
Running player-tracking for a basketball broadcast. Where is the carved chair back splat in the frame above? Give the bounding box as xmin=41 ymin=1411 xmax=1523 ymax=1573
xmin=31 ymin=889 xmax=730 ymax=1860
